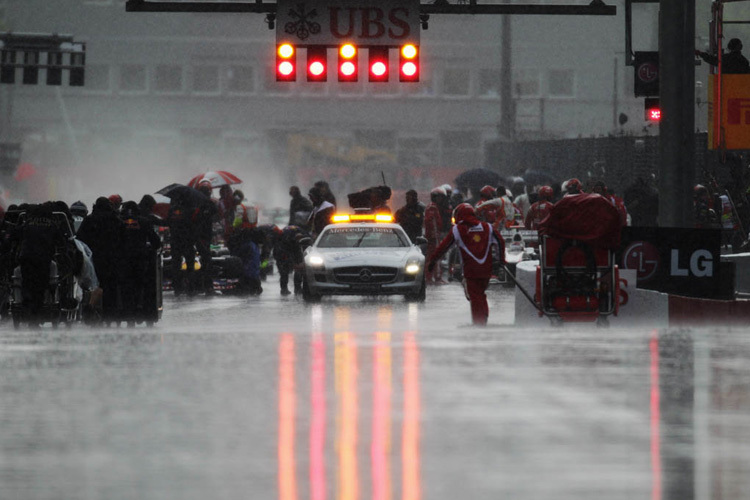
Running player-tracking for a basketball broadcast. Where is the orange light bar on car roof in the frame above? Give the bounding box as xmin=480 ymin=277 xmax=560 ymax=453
xmin=332 ymin=213 xmax=393 ymax=223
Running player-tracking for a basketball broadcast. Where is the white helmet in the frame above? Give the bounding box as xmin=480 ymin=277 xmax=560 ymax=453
xmin=441 ymin=184 xmax=452 ymax=194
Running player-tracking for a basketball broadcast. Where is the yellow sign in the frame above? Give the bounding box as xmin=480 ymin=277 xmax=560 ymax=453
xmin=708 ymin=74 xmax=750 ymax=150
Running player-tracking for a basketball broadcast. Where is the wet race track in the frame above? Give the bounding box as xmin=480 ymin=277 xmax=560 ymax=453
xmin=1 ymin=277 xmax=750 ymax=500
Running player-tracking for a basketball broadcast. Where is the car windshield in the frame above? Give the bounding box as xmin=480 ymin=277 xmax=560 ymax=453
xmin=317 ymin=226 xmax=409 ymax=248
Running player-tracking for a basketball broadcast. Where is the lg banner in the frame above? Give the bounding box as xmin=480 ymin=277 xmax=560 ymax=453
xmin=617 ymin=227 xmax=733 ymax=300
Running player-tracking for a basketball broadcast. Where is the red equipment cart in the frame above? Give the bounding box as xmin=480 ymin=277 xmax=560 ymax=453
xmin=534 ymin=194 xmax=627 ymax=325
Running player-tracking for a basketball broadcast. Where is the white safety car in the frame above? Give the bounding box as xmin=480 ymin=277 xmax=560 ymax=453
xmin=302 ymin=213 xmax=426 ymax=302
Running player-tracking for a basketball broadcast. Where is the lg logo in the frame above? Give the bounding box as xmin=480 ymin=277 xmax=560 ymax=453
xmin=622 ymin=241 xmax=660 ymax=280
xmin=670 ymin=249 xmax=713 ymax=277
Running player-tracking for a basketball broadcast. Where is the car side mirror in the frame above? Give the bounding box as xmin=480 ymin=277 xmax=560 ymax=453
xmin=414 ymin=236 xmax=427 ymax=246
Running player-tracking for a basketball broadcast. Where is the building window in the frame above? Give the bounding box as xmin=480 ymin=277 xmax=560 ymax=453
xmin=192 ymin=65 xmax=219 ymax=93
xmin=513 ymin=68 xmax=540 ymax=97
xmin=120 ymin=64 xmax=147 ymax=92
xmin=478 ymin=69 xmax=501 ymax=98
xmin=548 ymin=69 xmax=575 ymax=97
xmin=154 ymin=64 xmax=183 ymax=92
xmin=443 ymin=68 xmax=470 ymax=96
xmin=83 ymin=64 xmax=110 ymax=92
xmin=226 ymin=65 xmax=255 ymax=93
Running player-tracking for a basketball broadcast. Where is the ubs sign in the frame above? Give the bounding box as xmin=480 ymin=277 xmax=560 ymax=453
xmin=276 ymin=0 xmax=420 ymax=46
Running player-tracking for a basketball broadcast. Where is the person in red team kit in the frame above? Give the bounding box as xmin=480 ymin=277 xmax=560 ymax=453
xmin=475 ymin=185 xmax=500 ymax=224
xmin=427 ymin=203 xmax=505 ymax=325
xmin=524 ymin=185 xmax=555 ymax=229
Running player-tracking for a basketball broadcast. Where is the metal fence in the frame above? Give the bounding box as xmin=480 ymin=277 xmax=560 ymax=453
xmin=484 ymin=133 xmax=729 ymax=195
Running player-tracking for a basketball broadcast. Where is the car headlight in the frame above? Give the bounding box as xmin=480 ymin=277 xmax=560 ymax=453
xmin=308 ymin=255 xmax=325 ymax=267
xmin=405 ymin=260 xmax=421 ymax=274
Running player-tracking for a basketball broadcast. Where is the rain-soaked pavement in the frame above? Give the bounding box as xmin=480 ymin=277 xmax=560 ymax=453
xmin=1 ymin=277 xmax=749 ymax=500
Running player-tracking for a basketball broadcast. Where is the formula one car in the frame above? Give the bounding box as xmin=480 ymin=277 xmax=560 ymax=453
xmin=495 ymin=228 xmax=539 ymax=286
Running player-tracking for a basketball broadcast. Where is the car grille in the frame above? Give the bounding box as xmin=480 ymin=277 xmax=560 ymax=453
xmin=333 ymin=266 xmax=398 ymax=284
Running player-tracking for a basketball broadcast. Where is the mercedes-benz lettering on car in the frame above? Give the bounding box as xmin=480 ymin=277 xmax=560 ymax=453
xmin=302 ymin=214 xmax=426 ymax=302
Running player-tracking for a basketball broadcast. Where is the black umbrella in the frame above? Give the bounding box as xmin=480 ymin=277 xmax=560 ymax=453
xmin=156 ymin=183 xmax=184 ymax=197
xmin=347 ymin=185 xmax=392 ymax=209
xmin=156 ymin=183 xmax=210 ymax=207
xmin=454 ymin=168 xmax=502 ymax=190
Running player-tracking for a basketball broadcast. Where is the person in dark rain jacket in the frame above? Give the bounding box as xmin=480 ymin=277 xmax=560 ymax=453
xmin=307 ymin=186 xmax=335 ymax=239
xmin=194 ymin=182 xmax=218 ymax=295
xmin=288 ymin=185 xmax=313 ymax=227
xmin=119 ymin=201 xmax=161 ymax=325
xmin=395 ymin=189 xmax=425 ymax=243
xmin=166 ymin=196 xmax=195 ymax=296
xmin=77 ymin=197 xmax=124 ymax=322
xmin=273 ymin=225 xmax=309 ymax=295
xmin=696 ymin=38 xmax=750 ymax=74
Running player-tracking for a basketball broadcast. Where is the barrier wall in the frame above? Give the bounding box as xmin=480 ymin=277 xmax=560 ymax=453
xmin=721 ymin=252 xmax=750 ymax=294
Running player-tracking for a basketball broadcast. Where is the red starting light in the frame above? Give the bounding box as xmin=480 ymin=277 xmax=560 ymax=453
xmin=309 ymin=61 xmax=325 ymax=76
xmin=368 ymin=46 xmax=389 ymax=82
xmin=371 ymin=61 xmax=387 ymax=77
xmin=307 ymin=46 xmax=327 ymax=82
xmin=276 ymin=43 xmax=296 ymax=82
xmin=399 ymin=44 xmax=419 ymax=82
xmin=278 ymin=61 xmax=294 ymax=77
xmin=338 ymin=43 xmax=358 ymax=82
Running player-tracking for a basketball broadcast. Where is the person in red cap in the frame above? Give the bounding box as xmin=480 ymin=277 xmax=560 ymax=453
xmin=427 ymin=203 xmax=506 ymax=325
xmin=524 ymin=185 xmax=555 ymax=229
xmin=108 ymin=194 xmax=123 ymax=212
xmin=475 ymin=185 xmax=499 ymax=224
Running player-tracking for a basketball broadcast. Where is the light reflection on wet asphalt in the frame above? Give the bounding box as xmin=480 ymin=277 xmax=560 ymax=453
xmin=0 ymin=276 xmax=749 ymax=499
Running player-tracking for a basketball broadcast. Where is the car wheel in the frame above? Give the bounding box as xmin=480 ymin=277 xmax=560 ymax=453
xmin=302 ymin=277 xmax=321 ymax=303
xmin=406 ymin=278 xmax=426 ymax=303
